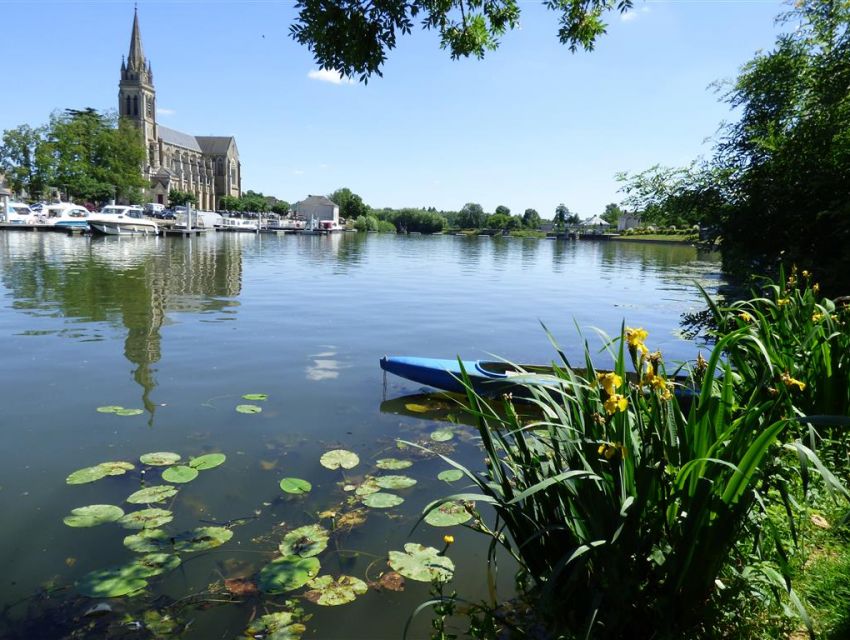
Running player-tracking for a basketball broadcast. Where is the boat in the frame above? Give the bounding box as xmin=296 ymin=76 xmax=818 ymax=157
xmin=220 ymin=217 xmax=258 ymax=232
xmin=88 ymin=205 xmax=159 ymax=235
xmin=174 ymin=208 xmax=223 ymax=230
xmin=380 ymin=355 xmax=697 ymax=398
xmin=3 ymin=201 xmax=36 ymax=224
xmin=42 ymin=202 xmax=91 ymax=230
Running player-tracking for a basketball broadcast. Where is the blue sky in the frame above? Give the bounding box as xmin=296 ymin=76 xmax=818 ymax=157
xmin=2 ymin=0 xmax=784 ymax=217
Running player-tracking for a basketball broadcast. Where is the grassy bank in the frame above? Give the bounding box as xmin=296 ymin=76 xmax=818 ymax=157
xmin=613 ymin=234 xmax=698 ymax=243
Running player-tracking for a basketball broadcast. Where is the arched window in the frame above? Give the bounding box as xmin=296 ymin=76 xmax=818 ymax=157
xmin=133 ymin=95 xmax=139 ymax=116
xmin=125 ymin=95 xmax=131 ymax=115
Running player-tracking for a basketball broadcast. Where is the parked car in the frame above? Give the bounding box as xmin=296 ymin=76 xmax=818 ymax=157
xmin=155 ymin=209 xmax=176 ymax=220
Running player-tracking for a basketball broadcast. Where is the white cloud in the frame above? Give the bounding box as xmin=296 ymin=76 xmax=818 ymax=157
xmin=156 ymin=107 xmax=176 ymax=116
xmin=620 ymin=6 xmax=650 ymax=22
xmin=307 ymin=68 xmax=353 ymax=85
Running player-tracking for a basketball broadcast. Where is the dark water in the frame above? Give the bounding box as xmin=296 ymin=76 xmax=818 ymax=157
xmin=0 ymin=231 xmax=723 ymax=638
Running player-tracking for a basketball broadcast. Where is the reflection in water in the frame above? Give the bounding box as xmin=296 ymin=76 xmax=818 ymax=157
xmin=306 ymin=348 xmax=344 ymax=381
xmin=0 ymin=233 xmax=243 ymax=425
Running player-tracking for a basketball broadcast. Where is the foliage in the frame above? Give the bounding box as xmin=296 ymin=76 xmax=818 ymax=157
xmin=168 ymin=189 xmax=197 ymax=206
xmin=423 ymin=312 xmax=848 ymax=637
xmin=0 ymin=124 xmax=51 ymax=198
xmin=271 ymin=200 xmax=291 ymax=215
xmin=522 ymin=208 xmax=541 ymax=229
xmin=601 ymin=202 xmax=623 ymax=226
xmin=329 ymin=187 xmax=370 ymax=220
xmin=373 ymin=207 xmax=447 ymax=233
xmin=457 ymin=202 xmax=485 ymax=229
xmin=290 ymin=0 xmax=634 ymax=80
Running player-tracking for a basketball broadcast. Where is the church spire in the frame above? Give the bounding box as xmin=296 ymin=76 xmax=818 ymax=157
xmin=127 ymin=6 xmax=146 ymax=72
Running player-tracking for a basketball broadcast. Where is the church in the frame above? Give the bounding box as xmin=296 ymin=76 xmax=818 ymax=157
xmin=118 ymin=9 xmax=241 ymax=210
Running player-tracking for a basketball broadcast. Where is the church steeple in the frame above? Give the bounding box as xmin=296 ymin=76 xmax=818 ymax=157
xmin=128 ymin=8 xmax=144 ymax=68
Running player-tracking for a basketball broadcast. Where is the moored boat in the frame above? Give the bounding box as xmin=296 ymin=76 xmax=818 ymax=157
xmin=43 ymin=202 xmax=91 ymax=229
xmin=88 ymin=205 xmax=159 ymax=235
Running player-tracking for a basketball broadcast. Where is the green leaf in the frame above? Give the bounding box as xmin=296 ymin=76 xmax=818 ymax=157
xmin=424 ymin=501 xmax=472 ymax=527
xmin=278 ymin=524 xmax=329 ymax=558
xmin=437 ymin=469 xmax=463 ymax=483
xmin=188 ymin=453 xmax=226 ymax=470
xmin=374 ymin=475 xmax=417 ymax=490
xmin=320 ymin=449 xmax=360 ymax=470
xmin=128 ymin=553 xmax=181 ymax=577
xmin=77 ymin=566 xmax=148 ymax=598
xmin=126 ymin=485 xmax=178 ymax=504
xmin=124 ymin=529 xmax=173 ymax=553
xmin=388 ymin=543 xmax=454 ymax=582
xmin=279 ymin=477 xmax=312 ymax=495
xmin=162 ymin=465 xmax=199 ymax=483
xmin=66 ymin=461 xmax=134 ymax=485
xmin=63 ymin=504 xmax=125 ymax=527
xmin=96 ymin=405 xmax=123 ymax=414
xmin=242 ymin=393 xmax=268 ymax=401
xmin=246 ymin=610 xmax=307 ymax=640
xmin=173 ymin=526 xmax=233 ymax=552
xmin=139 ymin=452 xmax=181 ymax=466
xmin=236 ymin=404 xmax=262 ymax=414
xmin=115 ymin=408 xmax=144 ymax=416
xmin=118 ymin=508 xmax=173 ymax=530
xmin=259 ymin=556 xmax=321 ymax=594
xmin=430 ymin=429 xmax=454 ymax=442
xmin=304 ymin=574 xmax=368 ymax=606
xmin=375 ymin=458 xmax=413 ymax=470
xmin=362 ymin=492 xmax=404 ymax=508
xmin=354 ymin=477 xmax=381 ymax=496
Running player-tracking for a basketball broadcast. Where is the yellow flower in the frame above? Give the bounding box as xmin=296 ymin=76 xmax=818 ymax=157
xmin=598 ymin=442 xmax=626 ymax=460
xmin=597 ymin=372 xmax=622 ymax=396
xmin=696 ymin=352 xmax=707 ymax=373
xmin=641 ymin=362 xmax=655 ymax=385
xmin=738 ymin=311 xmax=753 ymax=323
xmin=604 ymin=394 xmax=628 ymax=415
xmin=443 ymin=534 xmax=455 ymax=545
xmin=781 ymin=372 xmax=806 ymax=392
xmin=813 ymin=283 xmax=820 ymax=294
xmin=812 ymin=312 xmax=824 ymax=323
xmin=650 ymin=375 xmax=667 ymax=392
xmin=802 ymin=270 xmax=811 ymax=278
xmin=777 ymin=298 xmax=790 ymax=307
xmin=625 ymin=327 xmax=648 ymax=347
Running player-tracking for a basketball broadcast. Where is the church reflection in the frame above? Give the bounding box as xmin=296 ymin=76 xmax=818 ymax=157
xmin=0 ymin=233 xmax=243 ymax=426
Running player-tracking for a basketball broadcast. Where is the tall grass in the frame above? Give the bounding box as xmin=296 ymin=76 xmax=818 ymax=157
xmin=420 ymin=276 xmax=850 ymax=638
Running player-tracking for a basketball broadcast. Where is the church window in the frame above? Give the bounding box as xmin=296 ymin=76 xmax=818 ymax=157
xmin=133 ymin=95 xmax=139 ymax=116
xmin=146 ymin=95 xmax=152 ymax=117
xmin=125 ymin=95 xmax=131 ymax=115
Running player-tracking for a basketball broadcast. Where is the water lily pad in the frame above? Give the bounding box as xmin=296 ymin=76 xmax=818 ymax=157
xmin=437 ymin=469 xmax=464 ymax=483
xmin=115 ymin=408 xmax=144 ymax=416
xmin=388 ymin=543 xmax=455 ymax=582
xmin=127 ymin=485 xmax=178 ymax=504
xmin=374 ymin=475 xmax=417 ymax=490
xmin=139 ymin=452 xmax=181 ymax=466
xmin=188 ymin=453 xmax=226 ymax=470
xmin=305 ymin=575 xmax=368 ymax=606
xmin=124 ymin=529 xmax=173 ymax=553
xmin=118 ymin=508 xmax=173 ymax=530
xmin=375 ymin=458 xmax=413 ymax=470
xmin=259 ymin=556 xmax=321 ymax=594
xmin=424 ymin=501 xmax=472 ymax=527
xmin=430 ymin=429 xmax=454 ymax=442
xmin=77 ymin=566 xmax=148 ymax=598
xmin=362 ymin=492 xmax=404 ymax=509
xmin=162 ymin=465 xmax=198 ymax=483
xmin=173 ymin=526 xmax=233 ymax=552
xmin=246 ymin=610 xmax=307 ymax=640
xmin=354 ymin=477 xmax=381 ymax=496
xmin=63 ymin=504 xmax=125 ymax=528
xmin=129 ymin=553 xmax=181 ymax=577
xmin=242 ymin=393 xmax=268 ymax=401
xmin=279 ymin=477 xmax=312 ymax=495
xmin=279 ymin=524 xmax=329 ymax=558
xmin=320 ymin=449 xmax=359 ymax=470
xmin=236 ymin=404 xmax=262 ymax=414
xmin=66 ymin=461 xmax=134 ymax=485
xmin=96 ymin=405 xmax=124 ymax=414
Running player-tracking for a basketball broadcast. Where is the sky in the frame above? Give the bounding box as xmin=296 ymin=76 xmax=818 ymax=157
xmin=1 ymin=0 xmax=786 ymax=218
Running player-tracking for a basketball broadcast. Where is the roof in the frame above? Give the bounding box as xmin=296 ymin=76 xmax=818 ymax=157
xmin=158 ymin=126 xmax=202 ymax=152
xmin=298 ymin=195 xmax=338 ymax=207
xmin=197 ymin=136 xmax=236 ymax=155
xmin=583 ymin=215 xmax=610 ymax=226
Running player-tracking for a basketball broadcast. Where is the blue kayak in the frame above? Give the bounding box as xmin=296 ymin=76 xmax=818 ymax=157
xmin=379 ymin=356 xmax=564 ymax=396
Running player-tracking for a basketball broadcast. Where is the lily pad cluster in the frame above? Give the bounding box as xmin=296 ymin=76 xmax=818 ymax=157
xmin=96 ymin=405 xmax=144 ymax=416
xmin=148 ymin=452 xmax=226 ymax=485
xmin=66 ymin=461 xmax=134 ymax=485
xmin=245 ymin=603 xmax=308 ymax=640
xmin=388 ymin=543 xmax=455 ymax=582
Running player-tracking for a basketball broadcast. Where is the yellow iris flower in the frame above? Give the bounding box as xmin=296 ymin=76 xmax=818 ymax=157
xmin=777 ymin=298 xmax=790 ymax=307
xmin=738 ymin=311 xmax=753 ymax=323
xmin=597 ymin=442 xmax=626 ymax=460
xmin=604 ymin=394 xmax=628 ymax=415
xmin=597 ymin=372 xmax=623 ymax=395
xmin=781 ymin=372 xmax=806 ymax=391
xmin=625 ymin=327 xmax=648 ymax=348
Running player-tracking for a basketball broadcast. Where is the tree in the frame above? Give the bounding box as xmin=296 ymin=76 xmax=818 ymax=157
xmin=219 ymin=195 xmax=241 ymax=211
xmin=495 ymin=205 xmax=511 ymax=217
xmin=522 ymin=208 xmax=541 ymax=229
xmin=271 ymin=201 xmax=291 ymax=215
xmin=168 ymin=189 xmax=197 ymax=206
xmin=554 ymin=203 xmax=570 ymax=232
xmin=457 ymin=202 xmax=485 ymax=228
xmin=0 ymin=124 xmax=50 ymax=198
xmin=601 ymin=203 xmax=623 ymax=226
xmin=328 ymin=187 xmax=369 ymax=220
xmin=290 ymin=0 xmax=634 ymax=80
xmin=487 ymin=213 xmax=512 ymax=230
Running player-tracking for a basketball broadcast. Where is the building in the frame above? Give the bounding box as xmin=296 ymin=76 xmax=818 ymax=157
xmin=617 ymin=212 xmax=641 ymax=231
xmin=293 ymin=196 xmax=340 ymax=225
xmin=119 ymin=9 xmax=241 ymax=210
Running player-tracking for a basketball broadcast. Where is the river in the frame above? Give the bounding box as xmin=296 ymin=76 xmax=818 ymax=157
xmin=0 ymin=231 xmax=723 ymax=638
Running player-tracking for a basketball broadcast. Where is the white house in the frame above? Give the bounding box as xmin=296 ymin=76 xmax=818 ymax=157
xmin=294 ymin=195 xmax=339 ymax=225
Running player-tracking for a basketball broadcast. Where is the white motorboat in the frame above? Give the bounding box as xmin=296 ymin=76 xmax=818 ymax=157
xmin=42 ymin=202 xmax=91 ymax=230
xmin=88 ymin=205 xmax=159 ymax=235
xmin=3 ymin=202 xmax=36 ymax=224
xmin=221 ymin=217 xmax=258 ymax=232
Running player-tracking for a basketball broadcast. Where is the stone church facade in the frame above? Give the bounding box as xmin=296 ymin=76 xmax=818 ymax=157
xmin=119 ymin=9 xmax=241 ymax=210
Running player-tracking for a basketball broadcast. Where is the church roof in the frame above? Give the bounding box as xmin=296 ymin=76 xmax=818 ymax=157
xmin=299 ymin=195 xmax=338 ymax=207
xmin=197 ymin=136 xmax=236 ymax=155
xmin=158 ymin=125 xmax=202 ymax=152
